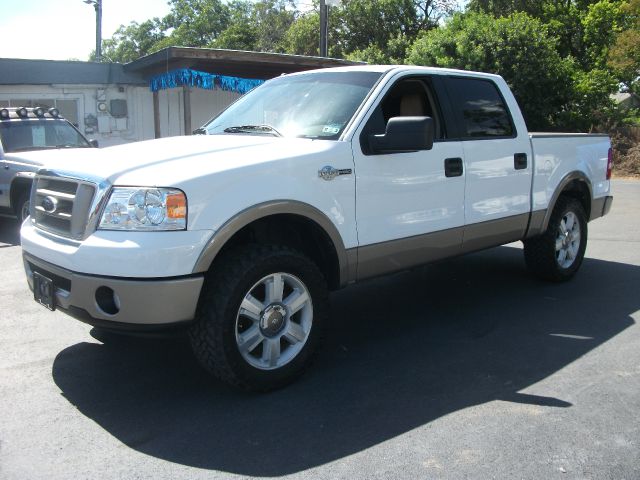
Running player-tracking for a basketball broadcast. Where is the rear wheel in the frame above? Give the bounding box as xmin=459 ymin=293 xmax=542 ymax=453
xmin=524 ymin=196 xmax=588 ymax=282
xmin=189 ymin=244 xmax=328 ymax=392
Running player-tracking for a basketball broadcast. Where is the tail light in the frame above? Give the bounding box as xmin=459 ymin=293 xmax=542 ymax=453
xmin=606 ymin=147 xmax=613 ymax=180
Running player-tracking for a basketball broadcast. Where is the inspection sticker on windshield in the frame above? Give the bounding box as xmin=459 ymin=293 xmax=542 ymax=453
xmin=322 ymin=124 xmax=341 ymax=134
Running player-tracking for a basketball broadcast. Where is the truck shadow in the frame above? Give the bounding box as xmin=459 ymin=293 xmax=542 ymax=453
xmin=51 ymin=246 xmax=638 ymax=476
xmin=0 ymin=216 xmax=20 ymax=246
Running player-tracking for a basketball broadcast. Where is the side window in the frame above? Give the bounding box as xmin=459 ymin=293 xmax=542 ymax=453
xmin=448 ymin=78 xmax=514 ymax=138
xmin=360 ymin=77 xmax=444 ymax=154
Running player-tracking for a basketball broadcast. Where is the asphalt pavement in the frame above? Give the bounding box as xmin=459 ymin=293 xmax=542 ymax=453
xmin=1 ymin=180 xmax=639 ymax=480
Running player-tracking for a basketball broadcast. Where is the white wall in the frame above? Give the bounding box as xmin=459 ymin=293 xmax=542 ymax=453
xmin=157 ymin=88 xmax=184 ymax=138
xmin=0 ymin=84 xmax=154 ymax=147
xmin=1 ymin=84 xmax=243 ymax=145
xmin=190 ymin=88 xmax=241 ymax=130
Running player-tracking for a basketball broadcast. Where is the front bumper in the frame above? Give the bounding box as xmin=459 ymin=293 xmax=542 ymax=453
xmin=23 ymin=252 xmax=204 ymax=330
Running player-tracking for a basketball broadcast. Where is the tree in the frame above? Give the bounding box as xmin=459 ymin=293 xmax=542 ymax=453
xmin=466 ymin=0 xmax=547 ymax=16
xmin=213 ymin=0 xmax=296 ymax=53
xmin=251 ymin=0 xmax=297 ymax=52
xmin=608 ymin=0 xmax=640 ymax=93
xmin=582 ymin=0 xmax=625 ymax=69
xmin=212 ymin=1 xmax=258 ymax=50
xmin=162 ymin=0 xmax=231 ymax=46
xmin=97 ymin=19 xmax=165 ymax=63
xmin=407 ymin=12 xmax=575 ymax=130
xmin=282 ymin=11 xmax=323 ymax=56
xmin=338 ymin=0 xmax=456 ymax=61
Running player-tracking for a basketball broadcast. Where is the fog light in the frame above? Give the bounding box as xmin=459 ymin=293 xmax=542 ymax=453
xmin=95 ymin=286 xmax=120 ymax=315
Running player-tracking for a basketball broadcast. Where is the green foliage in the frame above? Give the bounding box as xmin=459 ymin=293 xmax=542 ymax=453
xmin=559 ymin=66 xmax=620 ymax=130
xmin=336 ymin=0 xmax=456 ymax=60
xmin=209 ymin=1 xmax=257 ymax=50
xmin=466 ymin=0 xmax=547 ymax=16
xmin=98 ymin=19 xmax=165 ymax=63
xmin=582 ymin=0 xmax=625 ymax=69
xmin=250 ymin=0 xmax=297 ymax=53
xmin=346 ymin=34 xmax=411 ymax=64
xmin=162 ymin=0 xmax=231 ymax=46
xmin=94 ymin=0 xmax=633 ymax=133
xmin=407 ymin=12 xmax=574 ymax=130
xmin=608 ymin=0 xmax=640 ymax=94
xmin=282 ymin=12 xmax=322 ymax=56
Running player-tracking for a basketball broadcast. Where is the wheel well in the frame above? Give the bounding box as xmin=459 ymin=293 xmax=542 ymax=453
xmin=212 ymin=214 xmax=342 ymax=290
xmin=10 ymin=178 xmax=32 ymax=214
xmin=558 ymin=179 xmax=591 ymax=219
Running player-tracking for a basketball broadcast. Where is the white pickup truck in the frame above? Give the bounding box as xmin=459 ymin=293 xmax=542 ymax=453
xmin=21 ymin=65 xmax=613 ymax=391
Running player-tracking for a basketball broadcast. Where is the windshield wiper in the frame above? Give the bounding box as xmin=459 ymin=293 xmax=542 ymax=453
xmin=223 ymin=124 xmax=283 ymax=137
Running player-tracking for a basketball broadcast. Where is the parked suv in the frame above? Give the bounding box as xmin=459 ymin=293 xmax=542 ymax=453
xmin=0 ymin=107 xmax=96 ymax=221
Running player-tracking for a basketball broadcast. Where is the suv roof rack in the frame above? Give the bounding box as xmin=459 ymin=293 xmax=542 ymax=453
xmin=0 ymin=107 xmax=63 ymax=121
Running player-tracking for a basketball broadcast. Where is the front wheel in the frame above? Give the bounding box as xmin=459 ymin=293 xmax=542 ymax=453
xmin=524 ymin=197 xmax=588 ymax=282
xmin=17 ymin=191 xmax=30 ymax=222
xmin=189 ymin=244 xmax=328 ymax=392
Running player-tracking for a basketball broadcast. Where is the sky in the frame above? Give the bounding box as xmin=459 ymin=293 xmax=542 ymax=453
xmin=0 ymin=0 xmax=467 ymax=62
xmin=0 ymin=0 xmax=172 ymax=61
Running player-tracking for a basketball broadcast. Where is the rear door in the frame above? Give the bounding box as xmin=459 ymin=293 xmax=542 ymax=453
xmin=351 ymin=74 xmax=466 ymax=279
xmin=443 ymin=76 xmax=532 ymax=250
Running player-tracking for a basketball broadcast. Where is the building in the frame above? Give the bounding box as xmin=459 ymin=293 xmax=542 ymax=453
xmin=0 ymin=48 xmax=357 ymax=147
xmin=611 ymin=92 xmax=640 ymax=111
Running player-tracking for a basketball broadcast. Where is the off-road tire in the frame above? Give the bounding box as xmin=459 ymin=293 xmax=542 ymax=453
xmin=189 ymin=244 xmax=328 ymax=392
xmin=524 ymin=196 xmax=588 ymax=282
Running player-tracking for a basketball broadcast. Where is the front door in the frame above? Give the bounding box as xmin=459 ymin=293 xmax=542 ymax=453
xmin=351 ymin=75 xmax=466 ymax=280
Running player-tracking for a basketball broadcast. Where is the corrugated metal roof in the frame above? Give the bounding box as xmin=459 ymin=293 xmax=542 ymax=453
xmin=124 ymin=47 xmax=362 ymax=79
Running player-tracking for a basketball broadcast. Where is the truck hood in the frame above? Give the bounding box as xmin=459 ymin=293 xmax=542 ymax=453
xmin=2 ymin=147 xmax=92 ymax=167
xmin=40 ymin=134 xmax=340 ymax=186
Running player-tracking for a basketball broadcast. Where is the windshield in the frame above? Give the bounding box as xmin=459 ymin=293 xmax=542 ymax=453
xmin=204 ymin=71 xmax=383 ymax=140
xmin=0 ymin=120 xmax=91 ymax=153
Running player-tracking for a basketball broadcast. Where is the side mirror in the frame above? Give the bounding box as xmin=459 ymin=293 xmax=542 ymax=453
xmin=89 ymin=139 xmax=99 ymax=148
xmin=369 ymin=116 xmax=434 ymax=154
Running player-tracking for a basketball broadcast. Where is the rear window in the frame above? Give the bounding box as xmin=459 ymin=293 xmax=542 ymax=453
xmin=448 ymin=78 xmax=514 ymax=138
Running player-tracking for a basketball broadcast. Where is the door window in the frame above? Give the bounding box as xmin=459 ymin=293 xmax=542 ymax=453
xmin=447 ymin=78 xmax=514 ymax=138
xmin=360 ymin=77 xmax=444 ymax=154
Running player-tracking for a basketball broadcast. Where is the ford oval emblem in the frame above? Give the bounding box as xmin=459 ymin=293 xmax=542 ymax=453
xmin=41 ymin=196 xmax=58 ymax=213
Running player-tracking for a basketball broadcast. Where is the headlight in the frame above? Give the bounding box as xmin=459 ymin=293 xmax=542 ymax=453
xmin=98 ymin=187 xmax=187 ymax=231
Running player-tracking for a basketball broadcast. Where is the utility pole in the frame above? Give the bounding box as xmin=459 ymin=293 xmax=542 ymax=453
xmin=84 ymin=0 xmax=102 ymax=62
xmin=319 ymin=0 xmax=328 ymax=57
xmin=319 ymin=0 xmax=340 ymax=57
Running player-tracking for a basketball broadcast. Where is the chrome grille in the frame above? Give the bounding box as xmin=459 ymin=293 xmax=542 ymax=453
xmin=32 ymin=176 xmax=96 ymax=239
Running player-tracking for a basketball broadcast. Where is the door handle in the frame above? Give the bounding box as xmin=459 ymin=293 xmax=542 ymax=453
xmin=444 ymin=157 xmax=463 ymax=177
xmin=514 ymin=153 xmax=528 ymax=170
